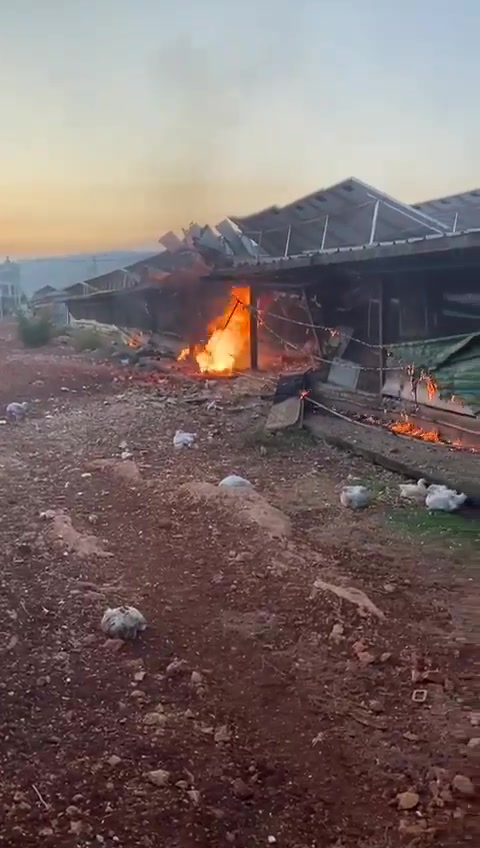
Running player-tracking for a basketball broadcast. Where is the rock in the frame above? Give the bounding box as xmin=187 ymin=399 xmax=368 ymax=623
xmin=66 ymin=806 xmax=82 ymax=817
xmin=107 ymin=755 xmax=122 ymax=768
xmin=329 ymin=623 xmax=344 ymax=644
xmin=191 ymin=671 xmax=203 ymax=685
xmin=166 ymin=659 xmax=188 ymax=676
xmin=467 ymin=737 xmax=480 ymax=749
xmin=403 ymin=732 xmax=419 ymax=742
xmin=147 ymin=769 xmax=170 ymax=788
xmin=187 ymin=789 xmax=201 ymax=805
xmin=39 ymin=828 xmax=54 ymax=837
xmin=397 ymin=791 xmax=420 ymax=810
xmin=102 ymin=638 xmax=125 ymax=654
xmin=134 ymin=671 xmax=146 ymax=682
xmin=232 ymin=778 xmax=254 ymax=800
xmin=379 ymin=652 xmax=392 ymax=663
xmin=143 ymin=712 xmax=167 ymax=727
xmin=452 ymin=774 xmax=475 ymax=797
xmin=369 ymin=700 xmax=384 ymax=714
xmin=175 ymin=780 xmax=189 ymax=790
xmin=214 ymin=725 xmax=232 ymax=744
xmin=6 ymin=635 xmax=19 ymax=651
xmin=398 ymin=820 xmax=427 ymax=837
xmin=70 ymin=821 xmax=84 ymax=835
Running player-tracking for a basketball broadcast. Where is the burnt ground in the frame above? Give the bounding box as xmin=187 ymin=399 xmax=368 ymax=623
xmin=0 ymin=328 xmax=479 ymax=847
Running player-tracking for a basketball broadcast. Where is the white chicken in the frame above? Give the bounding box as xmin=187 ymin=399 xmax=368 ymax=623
xmin=399 ymin=478 xmax=428 ymax=502
xmin=173 ymin=429 xmax=196 ymax=449
xmin=425 ymin=487 xmax=467 ymax=512
xmin=218 ymin=475 xmax=253 ymax=489
xmin=101 ymin=606 xmax=147 ymax=639
xmin=340 ymin=485 xmax=370 ymax=509
xmin=6 ymin=401 xmax=28 ymax=422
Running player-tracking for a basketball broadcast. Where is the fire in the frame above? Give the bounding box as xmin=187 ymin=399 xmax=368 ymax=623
xmin=127 ymin=333 xmax=143 ymax=348
xmin=178 ymin=286 xmax=251 ymax=374
xmin=390 ymin=418 xmax=440 ymax=443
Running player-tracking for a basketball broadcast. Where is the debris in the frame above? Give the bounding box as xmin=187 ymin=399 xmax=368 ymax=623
xmin=32 ymin=784 xmax=49 ymax=810
xmin=173 ymin=429 xmax=196 ymax=448
xmin=181 ymin=482 xmax=291 ymax=539
xmin=312 ymin=731 xmax=325 ymax=747
xmin=214 ymin=725 xmax=232 ymax=744
xmin=6 ymin=635 xmax=19 ymax=650
xmin=313 ymin=579 xmax=385 ymax=620
xmin=146 ymin=769 xmax=170 ymax=788
xmin=107 ymin=755 xmax=122 ymax=768
xmin=452 ymin=774 xmax=475 ymax=797
xmin=190 ymin=671 xmax=203 ymax=685
xmin=467 ymin=738 xmax=480 ymax=749
xmin=40 ymin=509 xmax=57 ymax=520
xmin=397 ymin=790 xmax=419 ymax=810
xmin=101 ymin=607 xmax=147 ymax=640
xmin=412 ymin=689 xmax=428 ymax=703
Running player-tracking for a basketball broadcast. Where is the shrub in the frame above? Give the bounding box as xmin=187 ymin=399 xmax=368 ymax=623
xmin=16 ymin=312 xmax=54 ymax=348
xmin=71 ymin=327 xmax=106 ymax=352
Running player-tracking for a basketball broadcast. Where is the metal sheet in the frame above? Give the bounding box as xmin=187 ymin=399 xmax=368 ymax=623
xmin=231 ymin=178 xmax=449 ymax=257
xmin=413 ymin=189 xmax=480 ymax=231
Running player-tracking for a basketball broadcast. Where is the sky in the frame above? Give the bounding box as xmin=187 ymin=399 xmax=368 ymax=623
xmin=1 ymin=0 xmax=479 ymax=257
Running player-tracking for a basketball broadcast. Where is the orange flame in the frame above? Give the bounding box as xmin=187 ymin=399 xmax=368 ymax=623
xmin=390 ymin=418 xmax=440 ymax=443
xmin=178 ymin=286 xmax=251 ymax=374
xmin=127 ymin=333 xmax=143 ymax=348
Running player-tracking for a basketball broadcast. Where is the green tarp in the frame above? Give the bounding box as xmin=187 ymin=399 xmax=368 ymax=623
xmin=389 ymin=332 xmax=480 ymax=415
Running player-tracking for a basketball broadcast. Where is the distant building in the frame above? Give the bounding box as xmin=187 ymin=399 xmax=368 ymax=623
xmin=0 ymin=257 xmax=22 ymax=316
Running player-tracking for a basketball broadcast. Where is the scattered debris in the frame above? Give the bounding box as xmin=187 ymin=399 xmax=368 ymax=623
xmin=452 ymin=774 xmax=475 ymax=797
xmin=49 ymin=510 xmax=113 ymax=558
xmin=101 ymin=607 xmax=147 ymax=640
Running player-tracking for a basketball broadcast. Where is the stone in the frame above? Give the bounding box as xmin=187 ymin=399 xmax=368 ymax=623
xmin=452 ymin=774 xmax=475 ymax=797
xmin=329 ymin=623 xmax=344 ymax=644
xmin=232 ymin=778 xmax=254 ymax=800
xmin=191 ymin=671 xmax=203 ymax=685
xmin=214 ymin=725 xmax=232 ymax=744
xmin=146 ymin=769 xmax=170 ymax=788
xmin=467 ymin=737 xmax=480 ymax=749
xmin=143 ymin=712 xmax=167 ymax=727
xmin=397 ymin=791 xmax=420 ymax=810
xmin=107 ymin=755 xmax=122 ymax=768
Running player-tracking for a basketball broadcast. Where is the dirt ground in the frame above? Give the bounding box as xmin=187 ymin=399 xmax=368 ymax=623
xmin=0 ymin=326 xmax=478 ymax=847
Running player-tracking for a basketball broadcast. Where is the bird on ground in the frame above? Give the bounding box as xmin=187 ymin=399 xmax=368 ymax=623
xmin=425 ymin=487 xmax=467 ymax=512
xmin=399 ymin=478 xmax=429 ymax=502
xmin=6 ymin=401 xmax=28 ymax=422
xmin=340 ymin=485 xmax=370 ymax=509
xmin=101 ymin=606 xmax=147 ymax=639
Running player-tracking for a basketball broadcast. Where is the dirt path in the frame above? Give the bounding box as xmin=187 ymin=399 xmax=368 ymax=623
xmin=0 ymin=342 xmax=478 ymax=847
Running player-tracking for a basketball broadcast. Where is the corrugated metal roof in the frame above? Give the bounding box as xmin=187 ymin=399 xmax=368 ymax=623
xmin=413 ymin=189 xmax=480 ymax=231
xmin=231 ymin=177 xmax=449 ymax=257
xmin=390 ymin=333 xmax=480 ymax=415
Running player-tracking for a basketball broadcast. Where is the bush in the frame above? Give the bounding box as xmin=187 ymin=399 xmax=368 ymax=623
xmin=16 ymin=312 xmax=54 ymax=348
xmin=71 ymin=327 xmax=106 ymax=352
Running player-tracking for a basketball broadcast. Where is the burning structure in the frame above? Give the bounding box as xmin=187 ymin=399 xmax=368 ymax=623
xmin=39 ymin=176 xmax=480 ymax=450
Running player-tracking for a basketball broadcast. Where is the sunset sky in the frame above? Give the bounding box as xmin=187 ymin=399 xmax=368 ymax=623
xmin=1 ymin=0 xmax=478 ymax=257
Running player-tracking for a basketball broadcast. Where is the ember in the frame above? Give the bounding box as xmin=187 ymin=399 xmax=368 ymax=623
xmin=178 ymin=286 xmax=250 ymax=374
xmin=127 ymin=334 xmax=143 ymax=348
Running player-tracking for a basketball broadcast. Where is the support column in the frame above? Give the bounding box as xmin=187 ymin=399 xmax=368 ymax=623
xmin=378 ymin=278 xmax=386 ymax=398
xmin=249 ymin=285 xmax=258 ymax=370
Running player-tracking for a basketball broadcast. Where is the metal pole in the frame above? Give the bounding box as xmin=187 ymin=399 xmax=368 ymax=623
xmin=452 ymin=212 xmax=458 ymax=233
xmin=320 ymin=215 xmax=329 ymax=250
xmin=378 ymin=279 xmax=386 ymax=398
xmin=283 ymin=225 xmax=292 ymax=257
xmin=249 ymin=286 xmax=258 ymax=370
xmin=369 ymin=200 xmax=380 ymax=245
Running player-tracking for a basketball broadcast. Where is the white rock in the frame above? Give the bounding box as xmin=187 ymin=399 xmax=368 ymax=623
xmin=218 ymin=475 xmax=253 ymax=489
xmin=147 ymin=769 xmax=170 ymax=787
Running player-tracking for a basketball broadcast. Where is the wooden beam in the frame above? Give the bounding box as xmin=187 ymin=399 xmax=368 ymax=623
xmin=378 ymin=278 xmax=386 ymax=397
xmin=249 ymin=285 xmax=258 ymax=370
